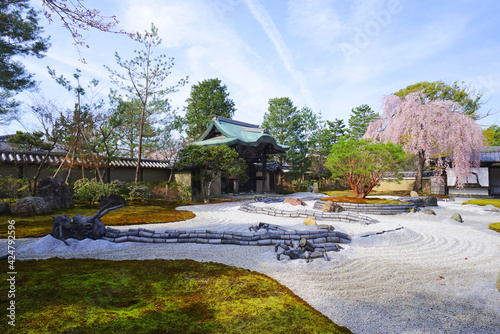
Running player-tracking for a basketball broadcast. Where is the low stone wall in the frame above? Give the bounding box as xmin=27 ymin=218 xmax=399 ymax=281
xmin=239 ymin=202 xmax=379 ymax=224
xmin=313 ymin=201 xmax=415 ymax=215
xmin=103 ymin=225 xmax=351 ymax=252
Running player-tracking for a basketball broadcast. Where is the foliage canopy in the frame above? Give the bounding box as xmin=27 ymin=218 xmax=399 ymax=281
xmin=0 ymin=0 xmax=49 ymax=120
xmin=183 ymin=78 xmax=236 ymax=140
xmin=394 ymin=80 xmax=483 ymax=119
xmin=347 ymin=104 xmax=378 ymax=139
xmin=107 ymin=23 xmax=187 ymax=183
xmin=177 ymin=145 xmax=247 ymax=203
xmin=326 ymin=138 xmax=407 ymax=198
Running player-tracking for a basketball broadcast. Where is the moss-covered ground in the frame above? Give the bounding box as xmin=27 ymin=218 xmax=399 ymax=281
xmin=0 ymin=259 xmax=351 ymax=334
xmin=320 ymin=196 xmax=405 ymax=204
xmin=462 ymin=198 xmax=500 ymax=209
xmin=0 ymin=201 xmax=195 ymax=239
xmin=462 ymin=199 xmax=500 ymax=233
xmin=489 ymin=223 xmax=500 ymax=233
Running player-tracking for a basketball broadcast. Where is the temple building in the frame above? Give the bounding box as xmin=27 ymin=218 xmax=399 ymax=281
xmin=187 ymin=116 xmax=289 ymax=198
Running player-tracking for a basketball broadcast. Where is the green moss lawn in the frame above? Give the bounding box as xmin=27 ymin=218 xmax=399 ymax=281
xmin=0 ymin=259 xmax=351 ymax=334
xmin=462 ymin=198 xmax=500 ymax=209
xmin=462 ymin=199 xmax=500 ymax=233
xmin=0 ymin=201 xmax=195 ymax=239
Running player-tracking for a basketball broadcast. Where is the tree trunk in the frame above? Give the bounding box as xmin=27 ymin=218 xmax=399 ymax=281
xmin=204 ymin=179 xmax=212 ymax=204
xmin=165 ymin=168 xmax=175 ymax=195
xmin=414 ymin=150 xmax=426 ymax=193
xmin=135 ymin=106 xmax=146 ymax=183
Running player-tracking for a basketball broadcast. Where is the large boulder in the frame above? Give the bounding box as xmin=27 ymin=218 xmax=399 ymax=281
xmin=38 ymin=177 xmax=74 ymax=210
xmin=283 ymin=198 xmax=307 ymax=206
xmin=398 ymin=196 xmax=438 ymax=207
xmin=0 ymin=202 xmax=10 ymax=215
xmin=99 ymin=194 xmax=127 ymax=209
xmin=322 ymin=200 xmax=344 ymax=212
xmin=11 ymin=196 xmax=51 ymax=215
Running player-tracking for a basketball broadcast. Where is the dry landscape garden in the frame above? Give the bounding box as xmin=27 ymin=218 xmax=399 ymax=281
xmin=1 ymin=1 xmax=500 ymax=333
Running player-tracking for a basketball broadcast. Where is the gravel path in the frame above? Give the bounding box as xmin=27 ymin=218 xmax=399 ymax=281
xmin=8 ymin=194 xmax=500 ymax=334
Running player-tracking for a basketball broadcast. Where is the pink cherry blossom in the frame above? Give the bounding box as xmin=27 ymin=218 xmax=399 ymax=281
xmin=363 ymin=91 xmax=484 ymax=189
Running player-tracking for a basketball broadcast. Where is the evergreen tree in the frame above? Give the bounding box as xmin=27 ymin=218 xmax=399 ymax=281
xmin=347 ymin=104 xmax=377 ymax=139
xmin=106 ymin=23 xmax=187 ymax=183
xmin=326 ymin=138 xmax=407 ymax=198
xmin=0 ymin=0 xmax=49 ymax=120
xmin=395 ymin=80 xmax=483 ymax=119
xmin=484 ymin=125 xmax=500 ymax=146
xmin=183 ymin=78 xmax=236 ymax=140
xmin=262 ymin=97 xmax=302 ymax=183
xmin=177 ymin=145 xmax=247 ymax=203
xmin=310 ymin=117 xmax=346 ymax=179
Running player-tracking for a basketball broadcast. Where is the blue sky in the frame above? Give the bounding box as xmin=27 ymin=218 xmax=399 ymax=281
xmin=5 ymin=0 xmax=500 ymax=134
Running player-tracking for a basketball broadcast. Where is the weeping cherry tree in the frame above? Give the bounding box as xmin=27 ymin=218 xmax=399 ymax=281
xmin=363 ymin=91 xmax=484 ymax=192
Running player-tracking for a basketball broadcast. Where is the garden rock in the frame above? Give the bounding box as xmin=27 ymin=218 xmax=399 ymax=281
xmin=398 ymin=196 xmax=438 ymax=207
xmin=50 ymin=204 xmax=124 ymax=245
xmin=421 ymin=209 xmax=436 ymax=215
xmin=322 ymin=200 xmax=344 ymax=212
xmin=410 ymin=191 xmax=419 ymax=197
xmin=38 ymin=177 xmax=74 ymax=210
xmin=451 ymin=212 xmax=463 ymax=223
xmin=303 ymin=218 xmax=317 ymax=226
xmin=0 ymin=202 xmax=10 ymax=214
xmin=11 ymin=196 xmax=51 ymax=215
xmin=99 ymin=194 xmax=127 ymax=208
xmin=423 ymin=196 xmax=438 ymax=207
xmin=312 ymin=182 xmax=319 ymax=193
xmin=283 ymin=198 xmax=307 ymax=206
xmin=317 ymin=224 xmax=334 ymax=231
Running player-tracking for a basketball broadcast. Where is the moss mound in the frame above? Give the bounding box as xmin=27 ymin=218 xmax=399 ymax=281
xmin=320 ymin=196 xmax=404 ymax=205
xmin=489 ymin=222 xmax=500 ymax=233
xmin=0 ymin=259 xmax=351 ymax=334
xmin=462 ymin=199 xmax=500 ymax=209
xmin=0 ymin=201 xmax=195 ymax=239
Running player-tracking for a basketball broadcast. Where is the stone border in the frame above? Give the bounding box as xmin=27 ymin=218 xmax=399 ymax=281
xmin=103 ymin=224 xmax=351 ymax=252
xmin=239 ymin=202 xmax=379 ymax=224
xmin=313 ymin=200 xmax=415 ymax=215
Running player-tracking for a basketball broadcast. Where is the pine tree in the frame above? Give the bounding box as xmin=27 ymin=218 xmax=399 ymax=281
xmin=0 ymin=0 xmax=49 ymax=120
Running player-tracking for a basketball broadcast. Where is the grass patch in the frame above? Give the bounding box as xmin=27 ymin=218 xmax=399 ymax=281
xmin=0 ymin=201 xmax=195 ymax=239
xmin=489 ymin=223 xmax=500 ymax=233
xmin=0 ymin=259 xmax=351 ymax=334
xmin=462 ymin=199 xmax=500 ymax=209
xmin=320 ymin=196 xmax=406 ymax=205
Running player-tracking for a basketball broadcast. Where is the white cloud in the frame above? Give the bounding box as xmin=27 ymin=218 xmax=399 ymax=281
xmin=288 ymin=0 xmax=343 ymax=48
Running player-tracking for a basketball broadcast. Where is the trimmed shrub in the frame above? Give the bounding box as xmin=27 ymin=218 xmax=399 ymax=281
xmin=128 ymin=184 xmax=151 ymax=202
xmin=73 ymin=178 xmax=118 ymax=205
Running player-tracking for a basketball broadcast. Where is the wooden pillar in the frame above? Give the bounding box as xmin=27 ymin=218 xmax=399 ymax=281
xmin=261 ymin=153 xmax=267 ymax=193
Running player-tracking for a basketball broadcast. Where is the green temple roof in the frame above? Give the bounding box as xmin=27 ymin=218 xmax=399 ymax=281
xmin=192 ymin=116 xmax=289 ymax=155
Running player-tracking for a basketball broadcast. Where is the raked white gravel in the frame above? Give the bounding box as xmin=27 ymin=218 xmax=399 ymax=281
xmin=6 ymin=193 xmax=500 ymax=334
